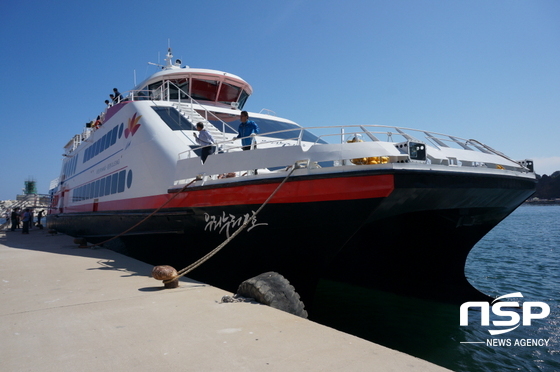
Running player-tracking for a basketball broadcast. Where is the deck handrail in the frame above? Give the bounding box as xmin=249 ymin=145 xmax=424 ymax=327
xmin=177 ymin=124 xmax=514 ymax=163
xmin=80 ymin=93 xmax=531 ymax=172
xmin=127 ymin=82 xmax=239 ymax=135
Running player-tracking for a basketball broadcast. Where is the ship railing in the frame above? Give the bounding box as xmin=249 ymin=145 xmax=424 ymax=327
xmin=126 ymin=82 xmax=238 ymax=136
xmin=203 ymin=123 xmax=482 ymax=153
xmin=171 ymin=130 xmax=455 ymax=186
xmin=176 ymin=124 xmax=533 ymax=176
xmin=310 ymin=124 xmax=471 ymax=150
xmin=464 ymin=138 xmax=532 ymax=172
xmin=312 ymin=124 xmax=533 ymax=172
xmin=177 ymin=126 xmax=308 ymax=161
xmin=64 ymin=126 xmax=94 ymax=155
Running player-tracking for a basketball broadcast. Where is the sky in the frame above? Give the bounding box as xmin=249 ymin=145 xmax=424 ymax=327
xmin=1 ymin=0 xmax=559 ymax=200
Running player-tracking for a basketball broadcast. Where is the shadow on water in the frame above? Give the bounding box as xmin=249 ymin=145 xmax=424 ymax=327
xmin=309 ymin=279 xmax=560 ymax=372
xmin=305 ymin=207 xmax=560 ymax=372
xmin=310 ymin=278 xmax=473 ymax=371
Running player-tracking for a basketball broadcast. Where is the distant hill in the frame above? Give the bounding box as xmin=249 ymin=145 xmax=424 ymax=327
xmin=535 ymin=171 xmax=560 ymax=199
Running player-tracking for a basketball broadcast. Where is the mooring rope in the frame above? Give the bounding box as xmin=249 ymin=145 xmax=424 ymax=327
xmin=163 ymin=165 xmax=297 ymax=284
xmin=85 ymin=178 xmax=198 ymax=248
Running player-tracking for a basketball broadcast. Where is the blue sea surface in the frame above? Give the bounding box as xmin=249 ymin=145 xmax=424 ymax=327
xmin=312 ymin=205 xmax=560 ymax=372
xmin=462 ymin=205 xmax=560 ymax=371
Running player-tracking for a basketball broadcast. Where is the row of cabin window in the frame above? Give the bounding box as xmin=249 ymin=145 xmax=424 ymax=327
xmin=72 ymin=170 xmax=127 ymax=202
xmin=83 ymin=124 xmax=122 ymax=163
xmin=63 ymin=154 xmax=79 ymax=178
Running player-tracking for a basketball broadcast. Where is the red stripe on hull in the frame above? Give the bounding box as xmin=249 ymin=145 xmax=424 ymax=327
xmin=63 ymin=174 xmax=394 ymax=213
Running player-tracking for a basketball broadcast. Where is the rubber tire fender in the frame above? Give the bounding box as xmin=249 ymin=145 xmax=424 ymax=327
xmin=237 ymin=271 xmax=308 ymax=318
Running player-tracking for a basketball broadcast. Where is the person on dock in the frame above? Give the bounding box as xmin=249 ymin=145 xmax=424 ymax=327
xmin=237 ymin=111 xmax=259 ymax=150
xmin=193 ymin=122 xmax=215 ymax=163
xmin=10 ymin=208 xmax=19 ymax=231
xmin=37 ymin=210 xmax=44 ymax=227
xmin=21 ymin=209 xmax=30 ymax=234
xmin=28 ymin=209 xmax=34 ymax=230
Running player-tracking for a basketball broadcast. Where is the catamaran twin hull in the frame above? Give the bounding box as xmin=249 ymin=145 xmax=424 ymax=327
xmin=46 ymin=48 xmax=536 ymax=304
xmin=47 ymin=165 xmax=535 ymax=304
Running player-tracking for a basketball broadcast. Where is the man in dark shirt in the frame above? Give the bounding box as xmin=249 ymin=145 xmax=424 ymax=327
xmin=10 ymin=208 xmax=19 ymax=231
xmin=113 ymin=88 xmax=123 ymax=103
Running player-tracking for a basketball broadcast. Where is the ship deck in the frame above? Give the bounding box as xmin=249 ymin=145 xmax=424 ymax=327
xmin=0 ymin=228 xmax=450 ymax=371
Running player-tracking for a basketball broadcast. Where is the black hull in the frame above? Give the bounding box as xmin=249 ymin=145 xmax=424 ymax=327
xmin=48 ymin=197 xmax=384 ymax=306
xmin=323 ymin=172 xmax=537 ymax=303
xmin=47 ymin=169 xmax=536 ymax=306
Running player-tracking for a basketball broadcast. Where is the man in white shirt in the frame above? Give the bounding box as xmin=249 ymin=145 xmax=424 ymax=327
xmin=193 ymin=122 xmax=215 ymax=163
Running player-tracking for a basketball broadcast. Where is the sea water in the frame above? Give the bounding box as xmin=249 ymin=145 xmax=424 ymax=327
xmin=311 ymin=205 xmax=560 ymax=372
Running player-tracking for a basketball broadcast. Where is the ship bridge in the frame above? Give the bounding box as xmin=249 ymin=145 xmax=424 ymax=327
xmin=132 ymin=48 xmax=253 ymax=110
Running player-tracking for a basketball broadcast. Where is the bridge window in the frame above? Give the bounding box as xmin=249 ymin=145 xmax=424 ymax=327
xmin=218 ymin=83 xmax=241 ymax=104
xmin=191 ymin=79 xmax=218 ymax=101
xmin=237 ymin=90 xmax=249 ymax=110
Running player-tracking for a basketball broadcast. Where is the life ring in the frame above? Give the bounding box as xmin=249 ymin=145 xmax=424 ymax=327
xmin=237 ymin=271 xmax=308 ymax=318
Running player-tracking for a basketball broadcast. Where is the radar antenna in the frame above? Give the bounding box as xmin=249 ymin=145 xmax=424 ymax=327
xmin=164 ymin=47 xmax=173 ymax=68
xmin=148 ymin=46 xmax=186 ymax=69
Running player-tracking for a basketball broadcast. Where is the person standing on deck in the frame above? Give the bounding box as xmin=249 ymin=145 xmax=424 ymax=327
xmin=193 ymin=122 xmax=215 ymax=163
xmin=113 ymin=88 xmax=123 ymax=103
xmin=237 ymin=111 xmax=259 ymax=150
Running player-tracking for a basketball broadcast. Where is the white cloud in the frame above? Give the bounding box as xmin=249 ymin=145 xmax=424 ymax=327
xmin=531 ymin=156 xmax=560 ymax=176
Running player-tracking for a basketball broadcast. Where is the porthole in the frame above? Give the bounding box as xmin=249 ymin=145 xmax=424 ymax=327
xmin=127 ymin=170 xmax=133 ymax=189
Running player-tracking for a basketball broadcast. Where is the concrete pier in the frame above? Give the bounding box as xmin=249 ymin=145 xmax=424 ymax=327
xmin=0 ymin=228 xmax=451 ymax=371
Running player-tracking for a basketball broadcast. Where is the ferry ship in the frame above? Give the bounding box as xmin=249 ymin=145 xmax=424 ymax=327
xmin=47 ymin=48 xmax=536 ymax=305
